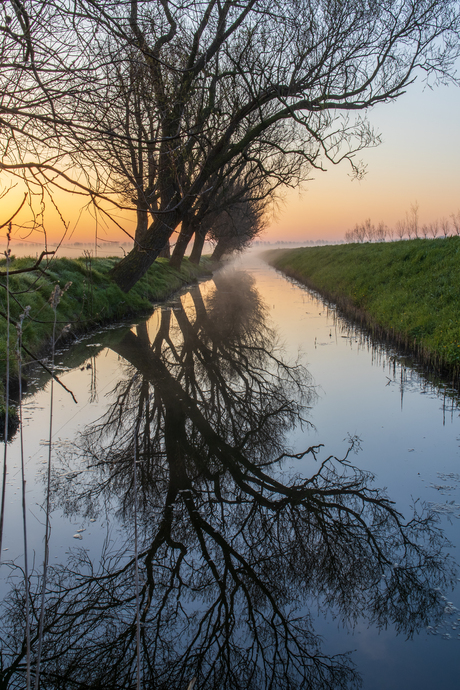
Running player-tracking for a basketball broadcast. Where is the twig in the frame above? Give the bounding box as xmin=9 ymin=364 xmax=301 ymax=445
xmin=17 ymin=308 xmax=31 ymax=689
xmin=20 ymin=344 xmax=78 ymax=404
xmin=34 ymin=287 xmax=59 ymax=690
xmin=133 ymin=402 xmax=142 ymax=690
xmin=0 ymin=250 xmax=55 ymax=277
xmin=0 ymin=193 xmax=27 ymax=231
xmin=0 ymin=235 xmax=11 ymax=561
xmin=0 ymin=307 xmax=78 ymax=404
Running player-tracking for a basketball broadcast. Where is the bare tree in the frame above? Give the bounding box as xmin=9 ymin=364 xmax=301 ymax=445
xmin=169 ymin=140 xmax=304 ymax=268
xmin=395 ymin=220 xmax=407 ymax=241
xmin=440 ymin=217 xmax=450 ymax=237
xmin=375 ymin=221 xmax=388 ymax=242
xmin=352 ymin=223 xmax=366 ymax=243
xmin=208 ymin=192 xmax=267 ymax=262
xmin=408 ymin=202 xmax=420 ymax=239
xmin=2 ymin=1 xmax=460 ymax=283
xmin=405 ymin=212 xmax=413 ymax=239
xmin=0 ymin=1 xmax=101 ymax=204
xmin=451 ymin=211 xmax=460 ymax=236
xmin=75 ymin=0 xmax=459 ymax=291
xmin=429 ymin=220 xmax=440 ymax=238
xmin=362 ymin=218 xmax=374 ymax=242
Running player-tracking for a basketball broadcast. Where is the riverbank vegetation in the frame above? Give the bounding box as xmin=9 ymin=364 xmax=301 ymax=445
xmin=265 ymin=237 xmax=460 ymax=381
xmin=0 ymin=254 xmax=213 ymax=421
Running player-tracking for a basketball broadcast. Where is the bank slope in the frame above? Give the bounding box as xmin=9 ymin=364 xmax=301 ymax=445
xmin=265 ymin=238 xmax=460 ymax=381
xmin=0 ymin=255 xmax=213 ymax=419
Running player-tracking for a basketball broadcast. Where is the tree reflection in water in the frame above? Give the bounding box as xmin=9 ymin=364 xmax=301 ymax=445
xmin=0 ymin=271 xmax=456 ymax=689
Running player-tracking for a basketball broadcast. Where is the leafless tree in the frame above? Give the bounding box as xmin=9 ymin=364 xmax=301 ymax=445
xmin=208 ymin=192 xmax=267 ymax=262
xmin=405 ymin=213 xmax=413 ymax=239
xmin=440 ymin=217 xmax=450 ymax=237
xmin=429 ymin=220 xmax=440 ymax=238
xmin=361 ymin=218 xmax=373 ymax=242
xmin=408 ymin=202 xmax=420 ymax=239
xmin=2 ymin=1 xmax=460 ymax=282
xmin=375 ymin=221 xmax=388 ymax=242
xmin=451 ymin=211 xmax=460 ymax=236
xmin=395 ymin=220 xmax=407 ymax=241
xmin=169 ymin=141 xmax=304 ymax=268
xmin=65 ymin=0 xmax=458 ymax=291
xmin=350 ymin=223 xmax=365 ymax=243
xmin=0 ymin=2 xmax=97 ymax=202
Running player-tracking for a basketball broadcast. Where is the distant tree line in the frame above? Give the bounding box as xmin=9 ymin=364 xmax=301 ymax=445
xmin=1 ymin=1 xmax=460 ymax=289
xmin=345 ymin=204 xmax=460 ymax=243
xmin=254 ymin=239 xmax=336 ymax=246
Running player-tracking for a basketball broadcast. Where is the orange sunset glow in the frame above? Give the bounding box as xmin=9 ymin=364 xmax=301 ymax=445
xmin=2 ymin=70 xmax=459 ymax=251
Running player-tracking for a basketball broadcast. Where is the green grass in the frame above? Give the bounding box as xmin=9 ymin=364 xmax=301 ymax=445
xmin=264 ymin=237 xmax=460 ymax=379
xmin=0 ymin=254 xmax=213 ymax=414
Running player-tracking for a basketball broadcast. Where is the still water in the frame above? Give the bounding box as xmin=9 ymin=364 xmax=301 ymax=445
xmin=1 ymin=253 xmax=459 ymax=689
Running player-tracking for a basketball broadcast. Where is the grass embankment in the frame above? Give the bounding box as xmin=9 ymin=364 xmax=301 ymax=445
xmin=0 ymin=254 xmax=213 ymax=423
xmin=265 ymin=237 xmax=460 ymax=381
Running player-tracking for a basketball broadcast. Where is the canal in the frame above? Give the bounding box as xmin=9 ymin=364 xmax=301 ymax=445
xmin=1 ymin=252 xmax=459 ymax=689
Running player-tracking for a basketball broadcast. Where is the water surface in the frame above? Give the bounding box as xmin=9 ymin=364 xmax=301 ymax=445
xmin=1 ymin=253 xmax=459 ymax=689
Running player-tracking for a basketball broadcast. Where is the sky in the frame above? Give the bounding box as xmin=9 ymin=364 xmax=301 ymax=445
xmin=267 ymin=72 xmax=460 ymax=243
xmin=2 ymin=67 xmax=460 ymax=250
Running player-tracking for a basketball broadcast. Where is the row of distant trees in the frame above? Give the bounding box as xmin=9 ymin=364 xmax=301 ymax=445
xmin=2 ymin=2 xmax=460 ymax=290
xmin=345 ymin=204 xmax=460 ymax=243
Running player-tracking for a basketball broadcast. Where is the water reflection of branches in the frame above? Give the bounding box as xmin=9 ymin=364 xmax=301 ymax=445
xmin=0 ymin=272 xmax=456 ymax=689
xmin=74 ymin=272 xmax=313 ymax=513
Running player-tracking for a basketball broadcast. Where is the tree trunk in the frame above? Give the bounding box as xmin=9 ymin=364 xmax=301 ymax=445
xmin=110 ymin=153 xmax=191 ymax=289
xmin=110 ymin=215 xmax=177 ymax=292
xmin=110 ymin=185 xmax=186 ymax=290
xmin=210 ymin=240 xmax=228 ymax=262
xmin=189 ymin=228 xmax=206 ymax=265
xmin=134 ymin=206 xmax=149 ymax=246
xmin=158 ymin=240 xmax=170 ymax=258
xmin=169 ymin=218 xmax=195 ymax=270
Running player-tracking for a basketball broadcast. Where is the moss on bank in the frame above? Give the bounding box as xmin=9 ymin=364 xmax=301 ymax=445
xmin=0 ymin=255 xmax=213 ymax=420
xmin=264 ymin=237 xmax=460 ymax=381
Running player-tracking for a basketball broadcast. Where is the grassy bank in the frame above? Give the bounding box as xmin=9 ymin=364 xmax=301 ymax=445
xmin=0 ymin=254 xmax=213 ymax=418
xmin=265 ymin=237 xmax=460 ymax=381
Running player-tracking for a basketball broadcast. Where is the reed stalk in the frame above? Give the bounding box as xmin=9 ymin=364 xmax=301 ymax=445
xmin=17 ymin=305 xmax=31 ymax=689
xmin=133 ymin=405 xmax=142 ymax=690
xmin=34 ymin=286 xmax=61 ymax=690
xmin=0 ymin=230 xmax=11 ymax=560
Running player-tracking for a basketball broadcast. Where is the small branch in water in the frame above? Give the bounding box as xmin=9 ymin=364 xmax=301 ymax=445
xmin=0 ymin=307 xmax=78 ymax=404
xmin=20 ymin=344 xmax=78 ymax=404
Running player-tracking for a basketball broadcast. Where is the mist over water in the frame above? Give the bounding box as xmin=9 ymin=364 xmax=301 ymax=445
xmin=1 ymin=253 xmax=459 ymax=689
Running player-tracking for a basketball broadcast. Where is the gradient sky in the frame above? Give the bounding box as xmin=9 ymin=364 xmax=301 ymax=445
xmin=2 ymin=68 xmax=460 ymax=249
xmin=268 ymin=72 xmax=460 ymax=242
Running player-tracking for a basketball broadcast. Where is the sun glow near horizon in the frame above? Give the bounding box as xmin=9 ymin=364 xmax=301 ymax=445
xmin=2 ymin=72 xmax=459 ymax=252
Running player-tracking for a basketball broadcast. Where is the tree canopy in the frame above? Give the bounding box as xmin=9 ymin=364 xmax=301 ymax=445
xmin=1 ymin=1 xmax=460 ymax=286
